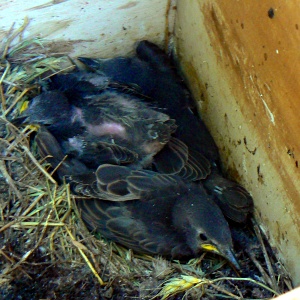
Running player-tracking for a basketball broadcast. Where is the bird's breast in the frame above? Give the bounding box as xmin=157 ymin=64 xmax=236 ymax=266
xmin=86 ymin=122 xmax=127 ymax=139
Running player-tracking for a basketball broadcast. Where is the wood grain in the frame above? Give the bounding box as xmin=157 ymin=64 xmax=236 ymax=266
xmin=175 ymin=0 xmax=300 ymax=285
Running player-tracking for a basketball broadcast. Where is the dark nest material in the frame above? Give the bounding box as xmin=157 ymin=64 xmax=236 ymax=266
xmin=0 ymin=21 xmax=293 ymax=300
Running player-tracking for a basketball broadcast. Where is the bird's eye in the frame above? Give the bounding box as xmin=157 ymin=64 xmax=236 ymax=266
xmin=199 ymin=233 xmax=208 ymax=241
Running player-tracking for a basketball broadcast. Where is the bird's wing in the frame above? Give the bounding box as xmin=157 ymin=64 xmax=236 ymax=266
xmin=153 ymin=137 xmax=211 ymax=181
xmin=74 ymin=139 xmax=139 ymax=167
xmin=177 ymin=148 xmax=211 ymax=181
xmin=203 ymin=172 xmax=254 ymax=223
xmin=84 ymin=164 xmax=188 ymax=201
xmin=153 ymin=137 xmax=188 ymax=174
xmin=76 ymin=197 xmax=178 ymax=256
xmin=67 ymin=164 xmax=185 ymax=201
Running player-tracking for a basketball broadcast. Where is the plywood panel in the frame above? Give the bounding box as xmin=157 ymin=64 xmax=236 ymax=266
xmin=0 ymin=0 xmax=174 ymax=57
xmin=175 ymin=0 xmax=300 ymax=285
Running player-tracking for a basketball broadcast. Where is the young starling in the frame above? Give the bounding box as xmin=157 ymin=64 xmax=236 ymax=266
xmin=15 ymin=73 xmax=177 ymax=170
xmin=15 ymin=67 xmax=212 ymax=181
xmin=78 ymin=41 xmax=253 ymax=223
xmin=34 ymin=128 xmax=240 ymax=269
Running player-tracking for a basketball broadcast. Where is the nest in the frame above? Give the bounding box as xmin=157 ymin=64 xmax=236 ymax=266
xmin=0 ymin=20 xmax=293 ymax=299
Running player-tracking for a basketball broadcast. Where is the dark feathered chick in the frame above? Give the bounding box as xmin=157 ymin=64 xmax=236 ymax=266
xmin=78 ymin=167 xmax=240 ymax=269
xmin=15 ymin=72 xmax=177 ymax=170
xmin=53 ymin=70 xmax=212 ymax=181
xmin=14 ymin=59 xmax=246 ymax=269
xmin=34 ymin=128 xmax=239 ymax=268
xmin=78 ymin=41 xmax=253 ymax=223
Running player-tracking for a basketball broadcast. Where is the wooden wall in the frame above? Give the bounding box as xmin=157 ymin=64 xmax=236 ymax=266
xmin=0 ymin=0 xmax=175 ymax=57
xmin=175 ymin=0 xmax=300 ymax=285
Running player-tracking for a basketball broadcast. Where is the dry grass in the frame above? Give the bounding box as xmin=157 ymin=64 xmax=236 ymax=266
xmin=0 ymin=20 xmax=293 ymax=299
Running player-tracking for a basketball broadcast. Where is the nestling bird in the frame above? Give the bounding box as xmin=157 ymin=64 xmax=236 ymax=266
xmin=15 ymin=72 xmax=177 ymax=171
xmin=15 ymin=68 xmax=212 ymax=181
xmin=49 ymin=70 xmax=212 ymax=181
xmin=34 ymin=128 xmax=240 ymax=269
xmin=13 ymin=40 xmax=251 ymax=269
xmin=78 ymin=40 xmax=253 ymax=223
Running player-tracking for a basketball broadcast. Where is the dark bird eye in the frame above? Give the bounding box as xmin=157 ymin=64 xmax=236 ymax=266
xmin=199 ymin=233 xmax=208 ymax=241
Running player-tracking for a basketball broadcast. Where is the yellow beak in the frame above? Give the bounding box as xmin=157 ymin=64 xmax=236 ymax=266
xmin=201 ymin=244 xmax=220 ymax=253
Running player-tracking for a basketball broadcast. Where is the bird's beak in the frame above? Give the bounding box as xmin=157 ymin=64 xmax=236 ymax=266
xmin=201 ymin=244 xmax=241 ymax=270
xmin=222 ymin=248 xmax=241 ymax=270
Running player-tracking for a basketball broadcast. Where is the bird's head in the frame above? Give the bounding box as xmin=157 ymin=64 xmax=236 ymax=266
xmin=172 ymin=185 xmax=240 ymax=270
